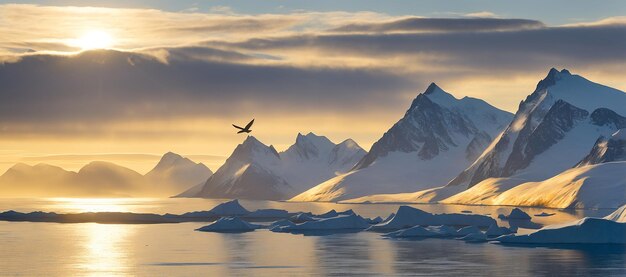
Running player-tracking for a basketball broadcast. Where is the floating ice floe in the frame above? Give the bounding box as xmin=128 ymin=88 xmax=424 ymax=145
xmin=458 ymin=232 xmax=488 ymax=242
xmin=384 ymin=225 xmax=458 ymax=238
xmin=268 ymin=219 xmax=296 ymax=231
xmin=290 ymin=212 xmax=316 ymax=223
xmin=485 ymin=224 xmax=516 ymax=237
xmin=196 ymin=217 xmax=260 ymax=233
xmin=207 ymin=199 xmax=250 ymax=217
xmin=455 ymin=226 xmax=482 ymax=236
xmin=497 ymin=217 xmax=626 ymax=244
xmin=365 ymin=216 xmax=384 ymax=225
xmin=534 ymin=212 xmax=556 ymax=217
xmin=498 ymin=208 xmax=531 ymax=220
xmin=245 ymin=209 xmax=290 ymax=219
xmin=367 ymin=206 xmax=496 ymax=231
xmin=314 ymin=209 xmax=355 ymax=219
xmin=275 ymin=214 xmax=370 ymax=233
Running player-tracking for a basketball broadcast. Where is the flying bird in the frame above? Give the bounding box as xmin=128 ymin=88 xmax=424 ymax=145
xmin=233 ymin=119 xmax=254 ymax=134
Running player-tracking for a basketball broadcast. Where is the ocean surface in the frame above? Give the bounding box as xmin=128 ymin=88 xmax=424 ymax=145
xmin=0 ymin=198 xmax=624 ymax=276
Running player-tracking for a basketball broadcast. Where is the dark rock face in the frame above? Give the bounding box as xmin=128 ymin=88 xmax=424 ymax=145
xmin=465 ymin=132 xmax=492 ymax=161
xmin=534 ymin=68 xmax=570 ymax=92
xmin=355 ymin=93 xmax=477 ymax=169
xmin=577 ymin=135 xmax=626 ymax=167
xmin=502 ymin=100 xmax=589 ymax=176
xmin=591 ymin=108 xmax=626 ymax=129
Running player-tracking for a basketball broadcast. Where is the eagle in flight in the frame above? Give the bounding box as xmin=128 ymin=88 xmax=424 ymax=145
xmin=233 ymin=119 xmax=254 ymax=134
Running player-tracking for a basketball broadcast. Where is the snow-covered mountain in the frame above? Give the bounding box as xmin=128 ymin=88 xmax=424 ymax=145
xmin=0 ymin=163 xmax=79 ymax=197
xmin=347 ymin=69 xmax=626 ymax=208
xmin=145 ymin=152 xmax=213 ymax=194
xmin=0 ymin=162 xmax=143 ymax=197
xmin=187 ymin=136 xmax=291 ymax=200
xmin=290 ymin=83 xmax=512 ymax=202
xmin=280 ymin=133 xmax=366 ymax=193
xmin=182 ymin=133 xmax=367 ymax=200
xmin=447 ymin=68 xmax=626 ymax=189
xmin=0 ymin=152 xmax=211 ymax=197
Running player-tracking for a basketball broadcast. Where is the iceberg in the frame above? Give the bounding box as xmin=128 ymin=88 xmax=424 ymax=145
xmin=290 ymin=212 xmax=316 ymax=223
xmin=207 ymin=199 xmax=250 ymax=217
xmin=497 ymin=217 xmax=626 ymax=244
xmin=534 ymin=212 xmax=556 ymax=217
xmin=245 ymin=209 xmax=290 ymax=219
xmin=367 ymin=206 xmax=496 ymax=231
xmin=385 ymin=225 xmax=469 ymax=239
xmin=268 ymin=219 xmax=296 ymax=231
xmin=458 ymin=232 xmax=488 ymax=242
xmin=315 ymin=209 xmax=355 ymax=219
xmin=455 ymin=226 xmax=482 ymax=236
xmin=277 ymin=214 xmax=370 ymax=232
xmin=365 ymin=216 xmax=384 ymax=225
xmin=485 ymin=224 xmax=516 ymax=237
xmin=196 ymin=217 xmax=260 ymax=233
xmin=498 ymin=208 xmax=531 ymax=220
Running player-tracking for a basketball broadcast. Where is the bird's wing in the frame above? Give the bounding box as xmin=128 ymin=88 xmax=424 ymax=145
xmin=244 ymin=119 xmax=255 ymax=129
xmin=232 ymin=124 xmax=244 ymax=130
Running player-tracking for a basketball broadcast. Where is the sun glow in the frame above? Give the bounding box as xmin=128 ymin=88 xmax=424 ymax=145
xmin=70 ymin=30 xmax=114 ymax=50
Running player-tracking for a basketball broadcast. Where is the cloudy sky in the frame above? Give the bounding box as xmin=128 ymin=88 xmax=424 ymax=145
xmin=0 ymin=1 xmax=625 ymax=173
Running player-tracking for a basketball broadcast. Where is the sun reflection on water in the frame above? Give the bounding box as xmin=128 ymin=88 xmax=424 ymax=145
xmin=73 ymin=223 xmax=135 ymax=276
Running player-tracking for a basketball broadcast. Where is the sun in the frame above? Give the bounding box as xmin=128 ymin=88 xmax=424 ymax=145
xmin=71 ymin=30 xmax=114 ymax=50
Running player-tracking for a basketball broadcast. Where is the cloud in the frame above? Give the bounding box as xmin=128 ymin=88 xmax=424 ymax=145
xmin=218 ymin=24 xmax=626 ymax=74
xmin=0 ymin=49 xmax=418 ymax=127
xmin=464 ymin=11 xmax=498 ymax=18
xmin=329 ymin=17 xmax=543 ymax=33
xmin=0 ymin=4 xmax=625 ymax=169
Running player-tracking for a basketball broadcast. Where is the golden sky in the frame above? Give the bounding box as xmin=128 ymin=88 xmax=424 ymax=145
xmin=0 ymin=4 xmax=625 ymax=174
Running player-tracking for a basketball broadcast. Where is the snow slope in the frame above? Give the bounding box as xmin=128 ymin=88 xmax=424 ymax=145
xmin=443 ymin=162 xmax=626 ymax=209
xmin=604 ymin=205 xmax=626 ymax=223
xmin=291 ymin=83 xmax=512 ymax=202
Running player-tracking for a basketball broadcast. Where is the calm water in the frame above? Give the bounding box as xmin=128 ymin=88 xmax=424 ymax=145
xmin=0 ymin=198 xmax=624 ymax=276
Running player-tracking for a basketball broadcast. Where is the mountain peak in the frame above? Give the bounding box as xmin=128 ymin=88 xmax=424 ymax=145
xmin=295 ymin=132 xmax=333 ymax=146
xmin=242 ymin=135 xmax=263 ymax=146
xmin=536 ymin=68 xmax=572 ymax=91
xmin=162 ymin=151 xmax=182 ymax=159
xmin=231 ymin=135 xmax=280 ymax=162
xmin=423 ymin=82 xmax=441 ymax=95
xmin=285 ymin=132 xmax=335 ymax=160
xmin=409 ymin=83 xmax=460 ymax=111
xmin=158 ymin=152 xmax=185 ymax=165
xmin=337 ymin=138 xmax=360 ymax=149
